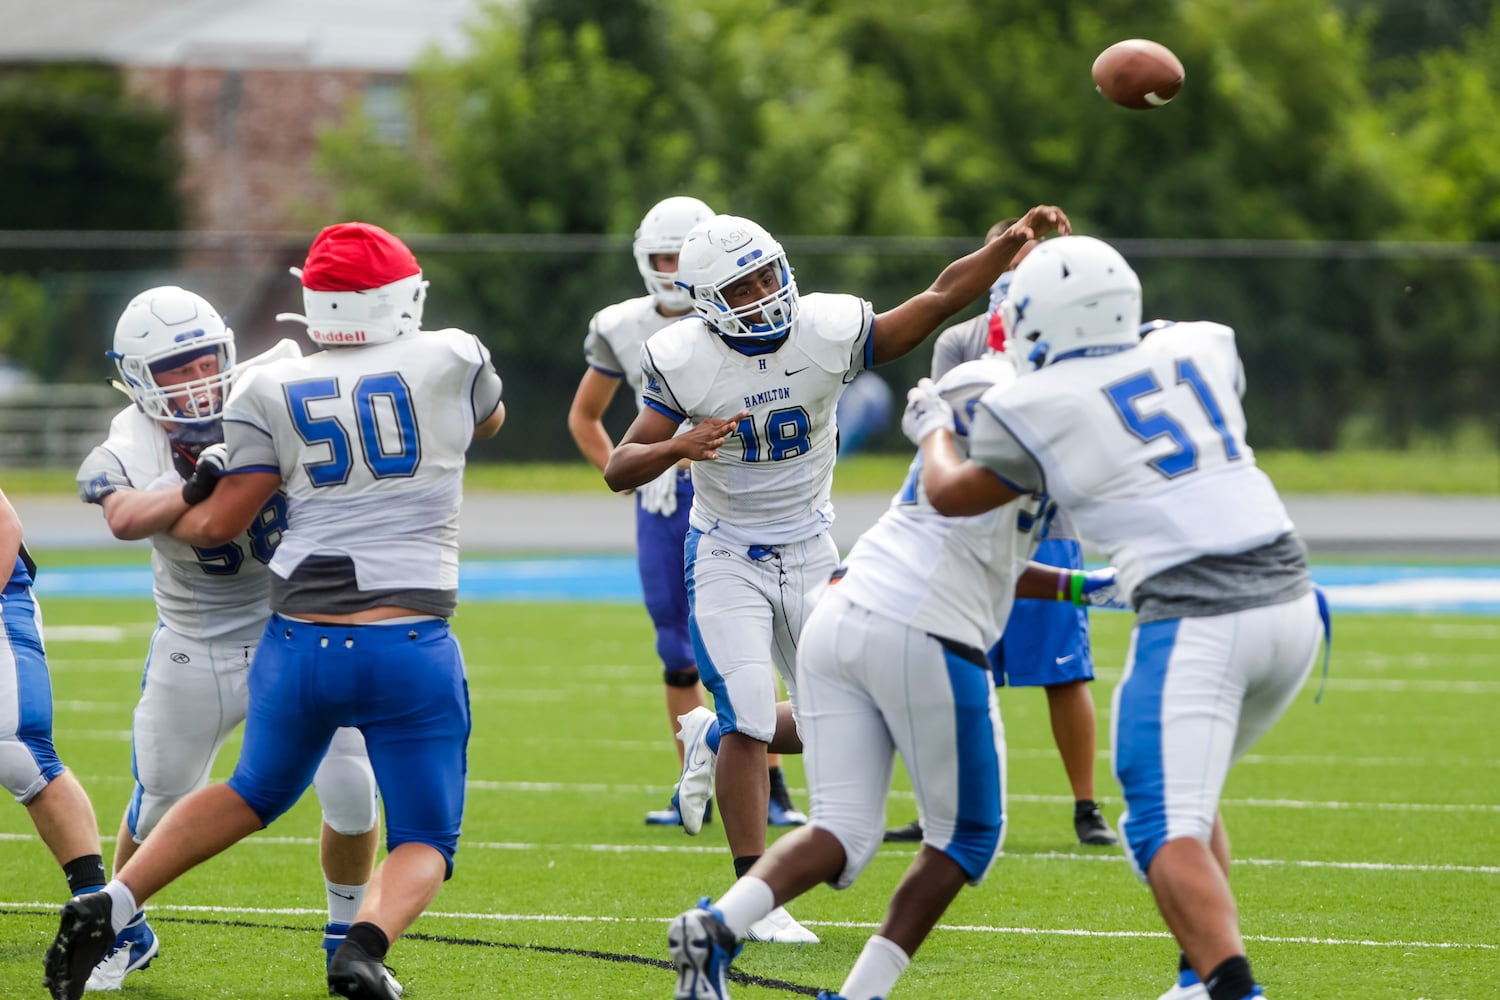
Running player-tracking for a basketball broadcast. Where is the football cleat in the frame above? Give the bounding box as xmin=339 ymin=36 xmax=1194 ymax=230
xmin=44 ymin=891 xmax=116 ymax=1000
xmin=646 ymin=800 xmax=682 ymax=825
xmin=669 ymin=899 xmax=742 ymax=1000
xmin=1074 ymin=801 xmax=1120 ymax=846
xmin=745 ymin=905 xmax=819 ymax=945
xmin=766 ymin=797 xmax=808 ymax=827
xmin=1157 ymin=974 xmax=1208 ymax=1000
xmin=882 ymin=819 xmax=924 ymax=843
xmin=674 ymin=707 xmax=719 ymax=836
xmin=327 ymin=939 xmax=404 ymax=999
xmin=83 ymin=911 xmax=158 ymax=992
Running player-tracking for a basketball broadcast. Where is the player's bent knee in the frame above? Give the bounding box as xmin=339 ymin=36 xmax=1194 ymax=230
xmin=942 ymin=816 xmax=1005 ymax=883
xmin=312 ymin=754 xmax=380 ymax=835
xmin=663 ymin=666 xmax=700 ymax=688
xmin=1123 ymin=814 xmax=1212 ymax=880
xmin=387 ymin=832 xmax=459 ymax=880
xmin=0 ymin=736 xmax=57 ymax=804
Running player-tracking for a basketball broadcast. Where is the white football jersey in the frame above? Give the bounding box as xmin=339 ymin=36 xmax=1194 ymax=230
xmin=833 ymin=359 xmax=1040 ymax=651
xmin=640 ymin=292 xmax=874 ymax=545
xmin=77 ymin=408 xmax=274 ymax=641
xmin=971 ymin=321 xmax=1292 ymax=601
xmin=582 ymin=295 xmax=683 ymax=411
xmin=222 ymin=328 xmax=502 ymax=606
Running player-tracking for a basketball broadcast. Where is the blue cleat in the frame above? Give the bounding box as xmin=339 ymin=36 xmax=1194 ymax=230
xmin=83 ymin=909 xmax=159 ymax=991
xmin=668 ymin=898 xmax=742 ymax=1000
xmin=767 ymin=795 xmax=807 ymax=827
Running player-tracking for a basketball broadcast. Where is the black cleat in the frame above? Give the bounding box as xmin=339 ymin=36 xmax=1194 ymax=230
xmin=1074 ymin=800 xmax=1120 ymax=846
xmin=883 ymin=819 xmax=924 ymax=843
xmin=328 ymin=939 xmax=404 ymax=999
xmin=42 ymin=891 xmax=115 ymax=1000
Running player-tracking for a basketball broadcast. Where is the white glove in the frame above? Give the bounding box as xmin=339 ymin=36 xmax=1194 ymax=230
xmin=1074 ymin=568 xmax=1130 ymax=610
xmin=901 ymin=378 xmax=955 ymax=446
xmin=637 ymin=467 xmax=679 ymax=517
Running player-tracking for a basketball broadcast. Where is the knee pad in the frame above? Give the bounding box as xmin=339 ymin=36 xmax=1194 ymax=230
xmin=663 ymin=666 xmax=700 ymax=689
xmin=312 ymin=751 xmax=380 ymax=836
xmin=0 ymin=736 xmax=54 ymax=804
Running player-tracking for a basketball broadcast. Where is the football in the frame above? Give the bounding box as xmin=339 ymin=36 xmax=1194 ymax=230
xmin=1092 ymin=39 xmax=1185 ymax=110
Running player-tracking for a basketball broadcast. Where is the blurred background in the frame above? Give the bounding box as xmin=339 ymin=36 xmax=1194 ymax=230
xmin=0 ymin=0 xmax=1496 ymax=471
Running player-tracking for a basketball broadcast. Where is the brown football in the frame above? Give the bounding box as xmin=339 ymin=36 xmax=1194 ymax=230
xmin=1092 ymin=39 xmax=1185 ymax=110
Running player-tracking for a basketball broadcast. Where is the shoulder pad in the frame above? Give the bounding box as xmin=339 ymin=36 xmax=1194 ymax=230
xmin=642 ymin=318 xmax=719 ymax=414
xmin=591 ymin=296 xmax=655 ymax=336
xmin=240 ymin=338 xmax=302 ymax=370
xmin=795 ymin=293 xmax=872 ymax=373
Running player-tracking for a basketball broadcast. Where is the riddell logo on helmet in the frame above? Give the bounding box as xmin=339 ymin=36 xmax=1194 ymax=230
xmin=314 ymin=329 xmax=368 ymax=343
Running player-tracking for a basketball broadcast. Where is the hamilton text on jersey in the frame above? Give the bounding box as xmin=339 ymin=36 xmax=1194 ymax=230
xmin=743 ymin=386 xmax=793 ymax=408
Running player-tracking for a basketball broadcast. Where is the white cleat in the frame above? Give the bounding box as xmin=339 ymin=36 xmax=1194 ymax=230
xmin=745 ymin=905 xmax=819 ymax=944
xmin=1158 ymin=981 xmax=1209 ymax=1000
xmin=674 ymin=707 xmax=718 ymax=836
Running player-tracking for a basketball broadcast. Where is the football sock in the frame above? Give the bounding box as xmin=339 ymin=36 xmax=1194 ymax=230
xmin=345 ymin=921 xmax=390 ymax=961
xmin=712 ymin=876 xmax=775 ymax=938
xmin=768 ymin=766 xmax=793 ymax=809
xmin=326 ymin=880 xmax=366 ymax=926
xmin=1177 ymin=951 xmax=1202 ymax=986
xmin=733 ymin=854 xmax=760 ymax=879
xmin=839 ymin=934 xmax=910 ymax=1000
xmin=102 ymin=880 xmax=138 ymax=936
xmin=1205 ymin=955 xmax=1258 ymax=1000
xmin=62 ymin=854 xmax=106 ymax=896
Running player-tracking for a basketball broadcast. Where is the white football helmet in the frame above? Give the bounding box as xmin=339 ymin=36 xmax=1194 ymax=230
xmin=109 ymin=285 xmax=236 ymax=424
xmin=676 ymin=215 xmax=799 ymax=340
xmin=1000 ymin=235 xmax=1141 ymax=372
xmin=279 ymin=271 xmax=427 ymax=346
xmin=634 ymin=196 xmax=714 ymax=311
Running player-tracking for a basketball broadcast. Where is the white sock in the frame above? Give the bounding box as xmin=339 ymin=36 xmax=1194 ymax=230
xmin=711 ymin=876 xmax=775 ymax=939
xmin=102 ymin=881 xmax=138 ymax=936
xmin=326 ymin=880 xmax=366 ymax=926
xmin=839 ymin=935 xmax=910 ymax=1000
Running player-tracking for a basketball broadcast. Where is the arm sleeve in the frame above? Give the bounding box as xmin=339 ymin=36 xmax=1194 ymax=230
xmin=967 ymin=404 xmax=1045 ymax=493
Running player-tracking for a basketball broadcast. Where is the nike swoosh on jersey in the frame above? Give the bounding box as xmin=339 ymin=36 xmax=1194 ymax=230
xmin=1055 ymin=654 xmax=1075 ymax=665
xmin=784 ymin=366 xmax=809 ymax=376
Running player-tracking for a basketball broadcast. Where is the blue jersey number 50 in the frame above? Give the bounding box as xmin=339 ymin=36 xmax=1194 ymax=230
xmin=285 ymin=373 xmax=422 ymax=487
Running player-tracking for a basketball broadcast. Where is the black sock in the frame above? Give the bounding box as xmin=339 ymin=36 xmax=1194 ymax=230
xmin=1179 ymin=952 xmax=1194 ymax=975
xmin=1205 ymin=955 xmax=1257 ymax=1000
xmin=345 ymin=921 xmax=390 ymax=961
xmin=768 ymin=766 xmax=792 ymax=808
xmin=62 ymin=854 xmax=106 ymax=896
xmin=733 ymin=855 xmax=761 ymax=880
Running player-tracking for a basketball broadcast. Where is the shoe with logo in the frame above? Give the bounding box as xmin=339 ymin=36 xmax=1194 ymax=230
xmin=674 ymin=708 xmax=718 ymax=836
xmin=327 ymin=938 xmax=404 ymax=999
xmin=83 ymin=910 xmax=158 ymax=992
xmin=669 ymin=899 xmax=742 ymax=1000
xmin=44 ymin=891 xmax=115 ymax=1000
xmin=745 ymin=905 xmax=819 ymax=944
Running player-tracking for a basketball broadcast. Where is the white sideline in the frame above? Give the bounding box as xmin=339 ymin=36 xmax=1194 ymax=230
xmin=1 ymin=898 xmax=1493 ymax=951
xmin=3 ymin=832 xmax=1495 ymax=874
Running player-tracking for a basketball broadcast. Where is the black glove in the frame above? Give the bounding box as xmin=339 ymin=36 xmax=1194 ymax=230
xmin=181 ymin=443 xmax=228 ymax=505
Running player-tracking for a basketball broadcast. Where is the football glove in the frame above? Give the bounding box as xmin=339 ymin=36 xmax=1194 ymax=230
xmin=181 ymin=443 xmax=228 ymax=505
xmin=1061 ymin=568 xmax=1129 ymax=610
xmin=637 ymin=467 xmax=679 ymax=517
xmin=901 ymin=378 xmax=954 ymax=446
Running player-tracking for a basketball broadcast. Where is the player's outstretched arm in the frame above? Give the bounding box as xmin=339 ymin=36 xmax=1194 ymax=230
xmin=170 ymin=472 xmax=281 ymax=546
xmin=604 ymin=409 xmax=747 ymax=493
xmin=870 ymin=206 xmax=1070 ymax=366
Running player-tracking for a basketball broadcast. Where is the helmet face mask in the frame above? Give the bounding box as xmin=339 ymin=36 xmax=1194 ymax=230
xmin=1001 ymin=235 xmax=1142 ymax=373
xmin=110 ymin=285 xmax=236 ymax=425
xmin=676 ymin=215 xmax=800 ymax=341
xmin=634 ymin=196 xmax=714 ymax=311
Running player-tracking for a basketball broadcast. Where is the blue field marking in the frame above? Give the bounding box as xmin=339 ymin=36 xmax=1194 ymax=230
xmin=29 ymin=560 xmax=1500 ymax=615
